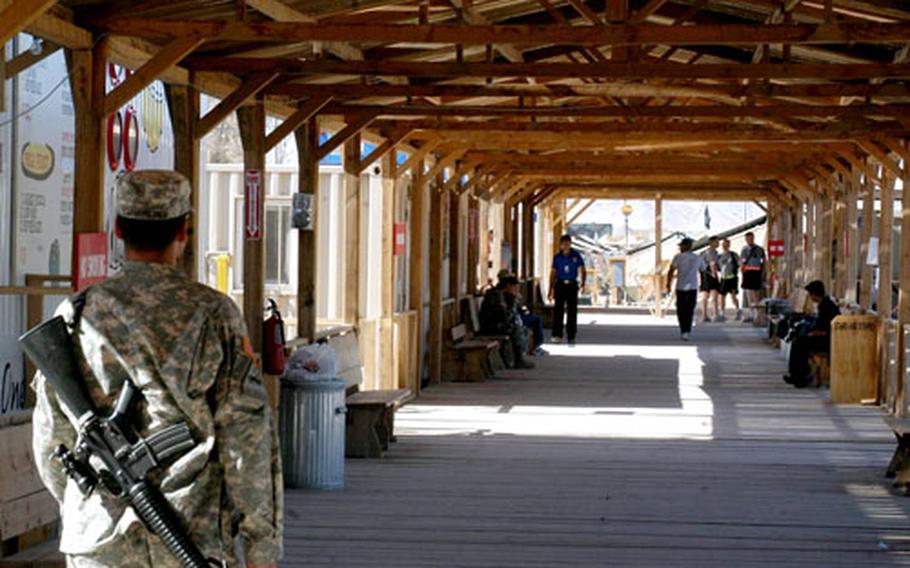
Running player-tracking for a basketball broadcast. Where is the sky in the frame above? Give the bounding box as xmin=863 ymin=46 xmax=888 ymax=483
xmin=574 ymin=200 xmax=766 ymax=241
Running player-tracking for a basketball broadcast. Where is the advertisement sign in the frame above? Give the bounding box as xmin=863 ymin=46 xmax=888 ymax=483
xmin=768 ymin=239 xmax=784 ymax=257
xmin=245 ymin=169 xmax=263 ymax=240
xmin=0 ymin=343 xmax=25 ymax=416
xmin=14 ymin=47 xmax=74 ymax=280
xmin=74 ymin=233 xmax=109 ymax=291
xmin=394 ymin=223 xmax=406 ymax=256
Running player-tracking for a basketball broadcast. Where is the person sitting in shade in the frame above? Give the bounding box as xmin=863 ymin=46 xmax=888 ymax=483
xmin=784 ymin=280 xmax=841 ymax=388
xmin=480 ymin=273 xmax=534 ymax=369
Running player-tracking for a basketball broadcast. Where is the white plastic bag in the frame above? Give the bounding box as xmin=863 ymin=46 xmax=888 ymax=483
xmin=287 ymin=342 xmax=338 ymax=379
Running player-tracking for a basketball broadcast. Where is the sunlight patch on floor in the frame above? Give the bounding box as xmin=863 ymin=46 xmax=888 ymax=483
xmin=398 ymin=344 xmax=715 ymax=440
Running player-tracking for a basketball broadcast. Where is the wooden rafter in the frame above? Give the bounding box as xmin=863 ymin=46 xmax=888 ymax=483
xmin=316 ymin=113 xmax=377 ymax=162
xmin=264 ymin=95 xmax=332 ymax=152
xmin=0 ymin=0 xmax=58 ymax=47
xmin=94 ymin=18 xmax=910 ymax=47
xmin=187 ymin=58 xmax=910 ymax=81
xmin=103 ymin=36 xmax=203 ymax=115
xmin=196 ymin=72 xmax=279 ymax=138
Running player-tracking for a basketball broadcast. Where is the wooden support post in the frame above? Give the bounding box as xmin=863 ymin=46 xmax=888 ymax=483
xmin=165 ymin=83 xmax=201 ymax=281
xmin=510 ymin=201 xmax=521 ymax=275
xmin=467 ymin=196 xmax=479 ymax=294
xmin=449 ymin=189 xmax=461 ymax=297
xmin=67 ymin=42 xmax=107 ymax=237
xmin=236 ymin=100 xmax=266 ymax=350
xmin=879 ymin=169 xmax=896 ymax=411
xmin=522 ymin=197 xmax=535 ymax=279
xmin=408 ymin=159 xmax=426 ymax=393
xmin=806 ymin=197 xmax=817 ymax=280
xmin=859 ymin=171 xmax=875 ymax=310
xmin=380 ymin=153 xmax=396 ymax=389
xmin=845 ymin=172 xmax=859 ymax=303
xmin=820 ymin=193 xmax=833 ymax=287
xmin=878 ymin=171 xmax=895 ymax=318
xmin=655 ymin=195 xmax=663 ymax=317
xmin=897 ymin=147 xmax=910 ymax=417
xmin=833 ymin=180 xmax=848 ymax=299
xmin=294 ymin=117 xmax=319 ymax=341
xmin=428 ymin=175 xmax=445 ymax=384
xmin=343 ymin=135 xmax=362 ymax=325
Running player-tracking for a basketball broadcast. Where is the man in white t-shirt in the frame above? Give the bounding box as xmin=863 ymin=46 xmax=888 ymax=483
xmin=666 ymin=237 xmax=706 ymax=341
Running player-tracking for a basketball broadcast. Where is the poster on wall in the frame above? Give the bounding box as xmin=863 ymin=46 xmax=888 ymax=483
xmin=14 ymin=44 xmax=74 ymax=281
xmin=104 ymin=69 xmax=174 ymax=274
xmin=0 ymin=343 xmax=26 ymax=416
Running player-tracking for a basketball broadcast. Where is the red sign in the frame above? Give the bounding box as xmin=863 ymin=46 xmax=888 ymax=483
xmin=74 ymin=233 xmax=108 ymax=291
xmin=768 ymin=239 xmax=785 ymax=257
xmin=394 ymin=223 xmax=407 ymax=256
xmin=245 ymin=170 xmax=262 ymax=240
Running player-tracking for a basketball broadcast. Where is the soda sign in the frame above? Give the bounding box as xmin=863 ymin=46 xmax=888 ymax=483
xmin=768 ymin=239 xmax=785 ymax=257
xmin=74 ymin=232 xmax=108 ymax=290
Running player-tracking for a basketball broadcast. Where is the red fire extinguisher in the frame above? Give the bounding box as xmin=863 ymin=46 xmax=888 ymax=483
xmin=262 ymin=299 xmax=286 ymax=375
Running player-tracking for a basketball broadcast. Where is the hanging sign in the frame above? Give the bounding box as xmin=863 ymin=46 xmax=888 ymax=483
xmin=394 ymin=223 xmax=407 ymax=256
xmin=768 ymin=239 xmax=785 ymax=257
xmin=74 ymin=233 xmax=108 ymax=291
xmin=245 ymin=169 xmax=262 ymax=240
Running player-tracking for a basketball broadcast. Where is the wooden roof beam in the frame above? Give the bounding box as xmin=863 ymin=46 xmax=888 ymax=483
xmin=857 ymin=139 xmax=903 ymax=178
xmin=325 ymin=103 xmax=910 ymax=120
xmin=103 ymin=37 xmax=203 ymax=115
xmin=197 ymin=72 xmax=279 ymax=138
xmin=188 ymin=58 xmax=910 ymax=81
xmin=96 ymin=18 xmax=910 ymax=47
xmin=246 ymin=0 xmax=364 ymax=61
xmin=0 ymin=0 xmax=58 ymax=47
xmin=316 ymin=112 xmax=377 ymax=162
xmin=424 ymin=148 xmax=467 ymax=186
xmin=357 ymin=129 xmax=411 ymax=173
xmin=395 ymin=137 xmax=441 ymax=180
xmin=264 ymin=95 xmax=332 ymax=152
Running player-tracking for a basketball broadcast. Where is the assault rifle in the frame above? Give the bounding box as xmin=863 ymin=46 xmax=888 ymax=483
xmin=20 ymin=316 xmax=215 ymax=568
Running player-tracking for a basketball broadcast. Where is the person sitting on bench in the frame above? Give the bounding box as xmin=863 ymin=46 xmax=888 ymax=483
xmin=480 ymin=273 xmax=534 ymax=369
xmin=784 ymin=280 xmax=840 ymax=388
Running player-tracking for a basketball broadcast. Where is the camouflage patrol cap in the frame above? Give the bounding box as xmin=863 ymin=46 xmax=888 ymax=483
xmin=116 ymin=170 xmax=192 ymax=220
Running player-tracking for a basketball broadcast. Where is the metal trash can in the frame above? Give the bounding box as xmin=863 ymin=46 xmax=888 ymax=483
xmin=279 ymin=375 xmax=346 ymax=489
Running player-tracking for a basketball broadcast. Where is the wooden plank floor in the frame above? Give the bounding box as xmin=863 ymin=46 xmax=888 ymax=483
xmin=283 ymin=313 xmax=910 ymax=567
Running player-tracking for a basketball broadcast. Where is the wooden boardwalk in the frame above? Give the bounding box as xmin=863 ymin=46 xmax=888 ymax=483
xmin=283 ymin=313 xmax=910 ymax=567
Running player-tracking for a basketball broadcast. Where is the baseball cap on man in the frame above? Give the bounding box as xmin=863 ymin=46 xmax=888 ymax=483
xmin=116 ymin=170 xmax=192 ymax=221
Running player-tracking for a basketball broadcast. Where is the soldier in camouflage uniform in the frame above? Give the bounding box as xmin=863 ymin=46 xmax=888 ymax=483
xmin=31 ymin=171 xmax=283 ymax=568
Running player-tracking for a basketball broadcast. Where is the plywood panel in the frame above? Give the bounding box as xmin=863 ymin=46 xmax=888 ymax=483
xmin=830 ymin=315 xmax=881 ymax=404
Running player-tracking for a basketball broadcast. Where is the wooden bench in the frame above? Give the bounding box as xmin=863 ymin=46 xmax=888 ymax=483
xmin=884 ymin=417 xmax=910 ymax=491
xmin=445 ymin=323 xmax=498 ymax=382
xmin=326 ymin=331 xmax=412 ymax=459
xmin=462 ymin=296 xmax=508 ymax=370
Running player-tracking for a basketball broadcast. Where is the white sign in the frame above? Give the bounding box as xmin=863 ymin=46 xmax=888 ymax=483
xmin=14 ymin=46 xmax=74 ymax=281
xmin=866 ymin=236 xmax=879 ymax=266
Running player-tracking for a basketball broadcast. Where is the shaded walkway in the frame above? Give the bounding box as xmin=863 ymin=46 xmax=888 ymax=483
xmin=284 ymin=314 xmax=910 ymax=567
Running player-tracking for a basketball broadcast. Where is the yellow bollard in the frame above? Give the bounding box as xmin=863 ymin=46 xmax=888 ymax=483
xmin=215 ymin=254 xmax=231 ymax=294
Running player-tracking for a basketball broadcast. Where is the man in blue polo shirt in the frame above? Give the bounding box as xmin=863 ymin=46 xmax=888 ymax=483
xmin=548 ymin=234 xmax=586 ymax=345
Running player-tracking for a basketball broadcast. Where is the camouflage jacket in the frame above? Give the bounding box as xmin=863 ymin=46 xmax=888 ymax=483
xmin=32 ymin=261 xmax=283 ymax=567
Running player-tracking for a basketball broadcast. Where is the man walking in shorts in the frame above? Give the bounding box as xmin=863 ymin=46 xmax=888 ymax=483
xmin=700 ymin=236 xmax=721 ymax=322
xmin=740 ymin=232 xmax=766 ymax=322
xmin=718 ymin=238 xmax=742 ymax=321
